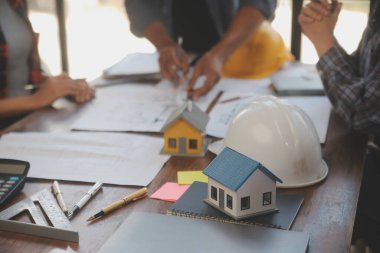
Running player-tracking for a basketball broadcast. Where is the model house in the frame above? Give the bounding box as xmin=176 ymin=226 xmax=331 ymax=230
xmin=161 ymin=101 xmax=209 ymax=157
xmin=203 ymin=147 xmax=283 ymax=220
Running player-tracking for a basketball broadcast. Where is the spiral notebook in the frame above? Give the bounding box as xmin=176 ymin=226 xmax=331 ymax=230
xmin=167 ymin=181 xmax=304 ymax=230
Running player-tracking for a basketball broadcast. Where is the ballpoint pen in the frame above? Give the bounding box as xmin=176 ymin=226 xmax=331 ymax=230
xmin=51 ymin=180 xmax=68 ymax=214
xmin=174 ymin=37 xmax=192 ymax=101
xmin=174 ymin=36 xmax=184 ymax=86
xmin=67 ymin=181 xmax=103 ymax=220
xmin=219 ymin=95 xmax=253 ymax=104
xmin=87 ymin=187 xmax=148 ymax=222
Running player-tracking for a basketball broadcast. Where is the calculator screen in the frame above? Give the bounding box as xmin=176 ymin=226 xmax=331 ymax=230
xmin=0 ymin=163 xmax=26 ymax=174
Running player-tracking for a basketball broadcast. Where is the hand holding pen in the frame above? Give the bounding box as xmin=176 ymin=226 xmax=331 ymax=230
xmin=158 ymin=37 xmax=189 ymax=86
xmin=87 ymin=187 xmax=148 ymax=222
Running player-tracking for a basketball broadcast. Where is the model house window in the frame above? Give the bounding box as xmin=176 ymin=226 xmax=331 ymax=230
xmin=211 ymin=186 xmax=217 ymax=200
xmin=226 ymin=194 xmax=233 ymax=209
xmin=189 ymin=139 xmax=198 ymax=149
xmin=168 ymin=138 xmax=176 ymax=148
xmin=241 ymin=196 xmax=250 ymax=210
xmin=263 ymin=192 xmax=272 ymax=206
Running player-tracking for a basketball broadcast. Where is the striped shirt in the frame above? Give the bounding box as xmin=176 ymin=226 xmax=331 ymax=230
xmin=316 ymin=5 xmax=380 ymax=136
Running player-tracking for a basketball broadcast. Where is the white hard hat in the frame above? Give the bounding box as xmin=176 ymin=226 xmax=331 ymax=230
xmin=209 ymin=96 xmax=328 ymax=188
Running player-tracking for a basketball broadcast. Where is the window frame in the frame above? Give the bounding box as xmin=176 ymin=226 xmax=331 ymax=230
xmin=188 ymin=139 xmax=198 ymax=150
xmin=168 ymin=138 xmax=177 ymax=148
xmin=241 ymin=196 xmax=250 ymax=210
xmin=211 ymin=186 xmax=218 ymax=201
xmin=226 ymin=194 xmax=233 ymax=209
xmin=263 ymin=192 xmax=272 ymax=206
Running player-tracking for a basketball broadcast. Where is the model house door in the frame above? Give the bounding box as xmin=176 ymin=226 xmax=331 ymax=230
xmin=179 ymin=137 xmax=186 ymax=154
xmin=219 ymin=188 xmax=224 ymax=209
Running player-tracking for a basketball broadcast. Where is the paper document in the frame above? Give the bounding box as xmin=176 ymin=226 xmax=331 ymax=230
xmin=103 ymin=52 xmax=160 ymax=79
xmin=206 ymin=92 xmax=331 ymax=143
xmin=213 ymin=77 xmax=272 ymax=94
xmin=156 ymin=78 xmax=219 ymax=110
xmin=0 ymin=132 xmax=169 ymax=186
xmin=71 ymin=83 xmax=216 ymax=132
xmin=72 ymin=99 xmax=176 ymax=132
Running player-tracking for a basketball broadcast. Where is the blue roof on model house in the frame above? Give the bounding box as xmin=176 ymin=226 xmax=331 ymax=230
xmin=203 ymin=147 xmax=283 ymax=191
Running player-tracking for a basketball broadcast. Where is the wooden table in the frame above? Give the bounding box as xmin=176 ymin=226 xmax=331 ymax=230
xmin=0 ymin=99 xmax=368 ymax=253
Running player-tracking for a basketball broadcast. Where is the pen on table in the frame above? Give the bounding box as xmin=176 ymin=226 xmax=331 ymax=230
xmin=51 ymin=180 xmax=68 ymax=214
xmin=87 ymin=187 xmax=148 ymax=222
xmin=67 ymin=181 xmax=103 ymax=220
xmin=219 ymin=95 xmax=252 ymax=104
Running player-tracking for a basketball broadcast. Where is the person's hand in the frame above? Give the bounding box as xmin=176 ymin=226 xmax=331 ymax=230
xmin=71 ymin=78 xmax=96 ymax=104
xmin=158 ymin=44 xmax=189 ymax=84
xmin=299 ymin=0 xmax=341 ymax=31
xmin=32 ymin=73 xmax=95 ymax=107
xmin=298 ymin=0 xmax=342 ymax=56
xmin=187 ymin=50 xmax=224 ymax=100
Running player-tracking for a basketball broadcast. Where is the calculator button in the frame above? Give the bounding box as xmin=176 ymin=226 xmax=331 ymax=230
xmin=0 ymin=188 xmax=7 ymax=192
xmin=9 ymin=177 xmax=19 ymax=181
xmin=3 ymin=184 xmax=12 ymax=188
xmin=0 ymin=180 xmax=4 ymax=184
xmin=0 ymin=192 xmax=5 ymax=195
xmin=6 ymin=181 xmax=16 ymax=184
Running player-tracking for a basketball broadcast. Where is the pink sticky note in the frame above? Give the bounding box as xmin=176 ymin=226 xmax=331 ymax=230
xmin=150 ymin=182 xmax=190 ymax=202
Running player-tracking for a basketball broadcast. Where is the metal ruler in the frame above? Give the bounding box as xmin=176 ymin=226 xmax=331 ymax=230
xmin=0 ymin=188 xmax=79 ymax=242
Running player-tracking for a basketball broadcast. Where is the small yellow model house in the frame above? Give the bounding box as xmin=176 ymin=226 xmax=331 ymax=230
xmin=161 ymin=101 xmax=210 ymax=157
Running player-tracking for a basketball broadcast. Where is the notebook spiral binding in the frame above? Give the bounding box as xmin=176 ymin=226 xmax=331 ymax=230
xmin=167 ymin=209 xmax=282 ymax=229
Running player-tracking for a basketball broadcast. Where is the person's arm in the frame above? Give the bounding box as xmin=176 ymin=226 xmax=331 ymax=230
xmin=0 ymin=74 xmax=95 ymax=119
xmin=187 ymin=5 xmax=266 ymax=100
xmin=0 ymin=96 xmax=43 ymax=118
xmin=125 ymin=0 xmax=189 ymax=83
xmin=124 ymin=0 xmax=163 ymax=38
xmin=143 ymin=21 xmax=189 ymax=81
xmin=300 ymin=0 xmax=380 ymax=133
xmin=316 ymin=43 xmax=380 ymax=134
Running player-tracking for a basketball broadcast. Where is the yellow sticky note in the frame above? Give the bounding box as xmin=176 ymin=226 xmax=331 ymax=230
xmin=177 ymin=170 xmax=208 ymax=185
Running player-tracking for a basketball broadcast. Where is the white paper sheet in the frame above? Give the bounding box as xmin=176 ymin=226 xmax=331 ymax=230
xmin=103 ymin=52 xmax=160 ymax=76
xmin=206 ymin=92 xmax=331 ymax=143
xmin=71 ymin=83 xmax=217 ymax=132
xmin=72 ymin=99 xmax=177 ymax=132
xmin=213 ymin=77 xmax=272 ymax=94
xmin=0 ymin=132 xmax=169 ymax=186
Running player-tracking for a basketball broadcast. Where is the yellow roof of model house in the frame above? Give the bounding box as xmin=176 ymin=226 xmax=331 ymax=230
xmin=161 ymin=102 xmax=210 ymax=132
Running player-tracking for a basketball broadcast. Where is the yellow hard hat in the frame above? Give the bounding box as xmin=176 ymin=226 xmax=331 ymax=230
xmin=222 ymin=21 xmax=294 ymax=79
